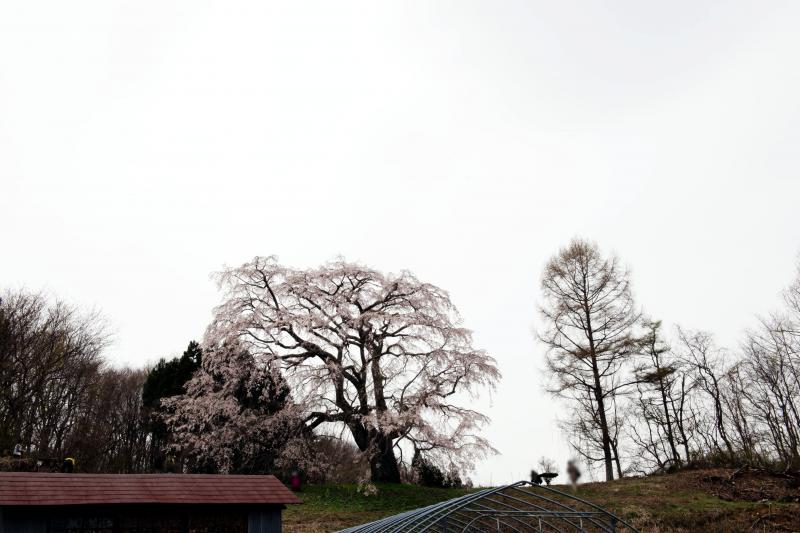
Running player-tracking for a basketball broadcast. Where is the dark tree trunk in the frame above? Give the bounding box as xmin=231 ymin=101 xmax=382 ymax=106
xmin=674 ymin=376 xmax=692 ymax=462
xmin=585 ymin=308 xmax=615 ymax=482
xmin=348 ymin=422 xmax=402 ymax=483
xmin=594 ymin=386 xmax=615 ymax=482
xmin=369 ymin=433 xmax=401 ymax=483
xmin=659 ymin=378 xmax=681 ymax=465
xmin=611 ymin=436 xmax=623 ymax=479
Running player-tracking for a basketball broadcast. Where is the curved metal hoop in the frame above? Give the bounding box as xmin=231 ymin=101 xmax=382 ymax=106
xmin=336 ymin=481 xmax=639 ymax=533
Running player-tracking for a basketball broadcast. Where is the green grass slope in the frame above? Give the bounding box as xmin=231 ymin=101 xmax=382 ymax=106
xmin=283 ymin=483 xmax=476 ymax=532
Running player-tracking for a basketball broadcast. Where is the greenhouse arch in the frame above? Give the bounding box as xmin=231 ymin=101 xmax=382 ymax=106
xmin=336 ymin=480 xmax=639 ymax=533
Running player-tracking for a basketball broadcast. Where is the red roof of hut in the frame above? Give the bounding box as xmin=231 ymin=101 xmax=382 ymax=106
xmin=0 ymin=473 xmax=302 ymax=506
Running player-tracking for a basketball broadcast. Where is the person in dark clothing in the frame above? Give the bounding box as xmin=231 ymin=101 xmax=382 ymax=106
xmin=566 ymin=460 xmax=581 ymax=492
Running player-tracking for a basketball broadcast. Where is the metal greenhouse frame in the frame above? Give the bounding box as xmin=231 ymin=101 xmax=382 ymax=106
xmin=336 ymin=480 xmax=639 ymax=533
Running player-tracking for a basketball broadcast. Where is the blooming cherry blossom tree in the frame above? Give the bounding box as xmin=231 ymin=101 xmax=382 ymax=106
xmin=205 ymin=257 xmax=500 ymax=482
xmin=162 ymin=342 xmax=318 ymax=476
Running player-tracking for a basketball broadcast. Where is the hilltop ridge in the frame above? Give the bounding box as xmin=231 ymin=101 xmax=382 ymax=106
xmin=284 ymin=467 xmax=800 ymax=532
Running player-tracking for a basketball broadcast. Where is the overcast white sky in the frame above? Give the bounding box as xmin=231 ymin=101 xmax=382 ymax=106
xmin=2 ymin=1 xmax=799 ymax=485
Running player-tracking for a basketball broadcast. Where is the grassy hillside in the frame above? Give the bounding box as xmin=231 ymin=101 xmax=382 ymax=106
xmin=283 ymin=468 xmax=800 ymax=532
xmin=283 ymin=483 xmax=476 ymax=532
xmin=570 ymin=468 xmax=799 ymax=532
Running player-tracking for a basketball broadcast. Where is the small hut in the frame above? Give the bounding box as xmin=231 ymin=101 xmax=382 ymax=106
xmin=0 ymin=472 xmax=301 ymax=533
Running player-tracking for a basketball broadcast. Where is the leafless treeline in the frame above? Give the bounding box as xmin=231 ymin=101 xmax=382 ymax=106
xmin=540 ymin=239 xmax=800 ymax=480
xmin=628 ymin=303 xmax=800 ymax=475
xmin=0 ymin=291 xmax=151 ymax=472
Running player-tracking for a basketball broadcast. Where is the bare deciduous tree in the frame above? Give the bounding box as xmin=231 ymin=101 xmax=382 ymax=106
xmin=675 ymin=327 xmax=735 ymax=458
xmin=539 ymin=239 xmax=642 ymax=481
xmin=205 ymin=257 xmax=500 ymax=482
xmin=69 ymin=367 xmax=150 ymax=473
xmin=629 ymin=320 xmax=683 ymax=470
xmin=740 ymin=314 xmax=800 ymax=467
xmin=537 ymin=456 xmax=557 ymax=474
xmin=0 ymin=290 xmax=108 ymax=461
